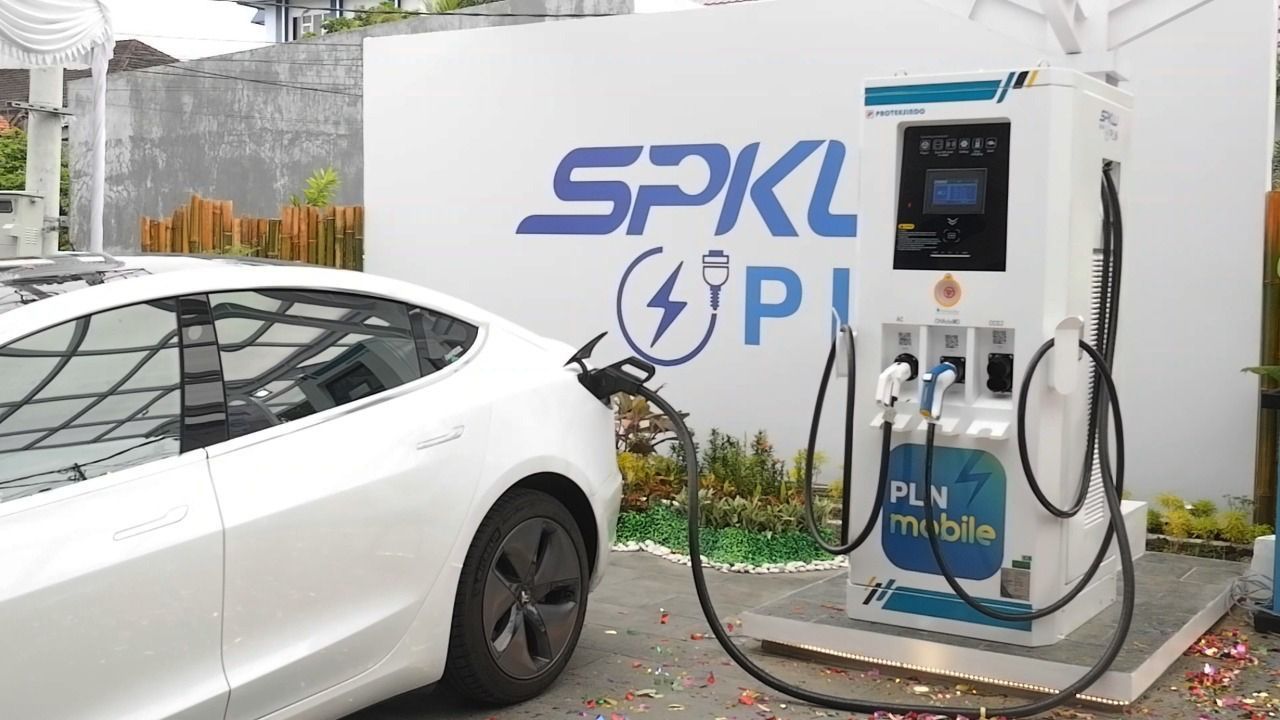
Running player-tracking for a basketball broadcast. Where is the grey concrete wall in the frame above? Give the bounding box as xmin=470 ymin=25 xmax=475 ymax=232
xmin=66 ymin=0 xmax=633 ymax=254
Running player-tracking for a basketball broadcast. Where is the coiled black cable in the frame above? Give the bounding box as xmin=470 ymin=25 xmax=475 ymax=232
xmin=646 ymin=346 xmax=1132 ymax=717
xmin=925 ymin=339 xmax=1131 ymax=622
xmin=924 ymin=163 xmax=1124 ymax=622
xmin=801 ymin=327 xmax=892 ymax=556
xmin=641 ymin=163 xmax=1133 ymax=717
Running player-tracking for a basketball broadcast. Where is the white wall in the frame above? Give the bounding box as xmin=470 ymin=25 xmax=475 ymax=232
xmin=1108 ymin=0 xmax=1276 ymax=503
xmin=364 ymin=0 xmax=1276 ymax=504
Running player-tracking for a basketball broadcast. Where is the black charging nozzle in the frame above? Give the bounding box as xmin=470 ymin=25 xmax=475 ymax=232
xmin=565 ymin=331 xmax=656 ymax=404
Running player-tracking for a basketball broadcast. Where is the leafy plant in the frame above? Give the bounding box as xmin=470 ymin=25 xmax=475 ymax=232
xmin=1245 ymin=365 xmax=1280 ymax=385
xmin=670 ymin=485 xmax=837 ymax=535
xmin=1189 ymin=515 xmax=1219 ymax=540
xmin=615 ymin=506 xmax=837 ymax=566
xmin=1154 ymin=492 xmax=1187 ymax=513
xmin=1146 ymin=507 xmax=1164 ymax=534
xmin=613 ymin=392 xmax=685 ymax=455
xmin=787 ymin=448 xmax=827 ymax=500
xmin=698 ymin=428 xmax=788 ymax=499
xmin=1189 ymin=499 xmax=1218 ymax=519
xmin=1219 ymin=510 xmax=1255 ymax=545
xmin=0 ymin=128 xmax=70 ymax=248
xmin=213 ymin=244 xmax=259 ymax=257
xmin=1146 ymin=492 xmax=1272 ymax=545
xmin=1226 ymin=494 xmax=1255 ymax=514
xmin=289 ymin=166 xmax=341 ymax=208
xmin=1163 ymin=507 xmax=1193 ymax=539
xmin=321 ymin=1 xmax=409 ymax=33
xmin=617 ymin=451 xmax=683 ymax=512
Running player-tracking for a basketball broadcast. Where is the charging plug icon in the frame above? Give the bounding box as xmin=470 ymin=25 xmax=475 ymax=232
xmin=702 ymin=250 xmax=730 ymax=311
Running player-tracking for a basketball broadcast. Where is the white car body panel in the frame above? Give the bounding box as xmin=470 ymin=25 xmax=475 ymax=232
xmin=0 ymin=257 xmax=623 ymax=720
xmin=211 ymin=350 xmax=495 ymax=719
xmin=0 ymin=451 xmax=228 ymax=720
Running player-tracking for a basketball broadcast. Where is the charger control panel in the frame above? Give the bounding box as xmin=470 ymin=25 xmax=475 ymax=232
xmin=894 ymin=122 xmax=1011 ymax=272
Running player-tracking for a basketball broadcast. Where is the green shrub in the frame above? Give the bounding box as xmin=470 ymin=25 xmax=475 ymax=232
xmin=671 ymin=487 xmax=836 ymax=535
xmin=617 ymin=451 xmax=683 ymax=512
xmin=788 ymin=448 xmax=823 ymax=487
xmin=1146 ymin=507 xmax=1164 ymax=534
xmin=1189 ymin=499 xmax=1218 ymax=518
xmin=1154 ymin=492 xmax=1186 ymax=513
xmin=1146 ymin=496 xmax=1272 ymax=545
xmin=698 ymin=428 xmax=790 ymax=499
xmin=615 ymin=506 xmax=836 ymax=565
xmin=616 ymin=506 xmax=692 ymax=554
xmin=1163 ymin=508 xmax=1193 ymax=539
xmin=613 ymin=392 xmax=686 ymax=456
xmin=1219 ymin=510 xmax=1254 ymax=545
xmin=1189 ymin=515 xmax=1219 ymax=540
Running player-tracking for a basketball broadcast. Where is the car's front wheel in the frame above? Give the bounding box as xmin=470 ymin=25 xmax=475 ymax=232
xmin=445 ymin=488 xmax=589 ymax=705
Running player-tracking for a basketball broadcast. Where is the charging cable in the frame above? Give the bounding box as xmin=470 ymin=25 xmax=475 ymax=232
xmin=632 ymin=362 xmax=1131 ymax=718
xmin=800 ymin=326 xmax=892 ymax=556
xmin=919 ymin=362 xmax=959 ymax=419
xmin=875 ymin=357 xmax=916 ymax=408
xmin=576 ymin=163 xmax=1134 ymax=718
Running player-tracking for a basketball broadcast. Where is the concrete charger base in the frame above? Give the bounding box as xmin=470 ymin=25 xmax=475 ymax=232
xmin=740 ymin=552 xmax=1242 ymax=706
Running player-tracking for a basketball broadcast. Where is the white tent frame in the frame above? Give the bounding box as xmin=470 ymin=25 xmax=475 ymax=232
xmin=0 ymin=0 xmax=114 ymax=255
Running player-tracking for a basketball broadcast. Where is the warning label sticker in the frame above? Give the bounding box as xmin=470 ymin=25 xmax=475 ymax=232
xmin=1000 ymin=562 xmax=1031 ymax=601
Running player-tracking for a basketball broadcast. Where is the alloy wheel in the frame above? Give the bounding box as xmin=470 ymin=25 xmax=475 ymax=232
xmin=483 ymin=517 xmax=583 ymax=680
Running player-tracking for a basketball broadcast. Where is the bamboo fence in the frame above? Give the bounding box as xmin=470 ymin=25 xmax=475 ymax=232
xmin=139 ymin=194 xmax=363 ymax=270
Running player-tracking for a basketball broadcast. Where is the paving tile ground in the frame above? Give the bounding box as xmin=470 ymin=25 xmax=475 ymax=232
xmin=348 ymin=552 xmax=1280 ymax=720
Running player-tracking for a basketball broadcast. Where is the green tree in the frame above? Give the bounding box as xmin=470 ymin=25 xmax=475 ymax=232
xmin=0 ymin=127 xmax=70 ymax=247
xmin=321 ymin=1 xmax=410 ymax=33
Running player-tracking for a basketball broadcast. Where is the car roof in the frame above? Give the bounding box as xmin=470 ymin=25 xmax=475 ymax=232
xmin=0 ymin=251 xmax=481 ymax=318
xmin=0 ymin=252 xmax=292 ymax=316
xmin=0 ymin=252 xmax=574 ymax=361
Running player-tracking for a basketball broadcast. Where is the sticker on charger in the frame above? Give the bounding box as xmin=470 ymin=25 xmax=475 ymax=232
xmin=1000 ymin=557 xmax=1031 ymax=601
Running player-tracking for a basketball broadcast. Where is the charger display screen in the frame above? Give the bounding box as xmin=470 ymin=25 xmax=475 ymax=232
xmin=923 ymin=169 xmax=987 ymax=214
xmin=894 ymin=122 xmax=1009 ymax=272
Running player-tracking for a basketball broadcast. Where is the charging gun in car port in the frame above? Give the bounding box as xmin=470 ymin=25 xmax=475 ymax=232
xmin=564 ymin=331 xmax=657 ymax=403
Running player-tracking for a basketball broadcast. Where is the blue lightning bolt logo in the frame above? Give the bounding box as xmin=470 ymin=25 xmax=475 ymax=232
xmin=953 ymin=452 xmax=992 ymax=507
xmin=647 ymin=262 xmax=688 ymax=346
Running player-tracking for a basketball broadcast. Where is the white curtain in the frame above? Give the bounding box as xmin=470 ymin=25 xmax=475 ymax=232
xmin=0 ymin=0 xmax=114 ymax=254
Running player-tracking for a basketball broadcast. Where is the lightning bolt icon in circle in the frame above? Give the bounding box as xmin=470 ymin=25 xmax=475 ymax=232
xmin=647 ymin=262 xmax=688 ymax=346
xmin=953 ymin=452 xmax=992 ymax=508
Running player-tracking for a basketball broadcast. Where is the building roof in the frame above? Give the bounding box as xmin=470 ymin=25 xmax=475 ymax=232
xmin=0 ymin=39 xmax=177 ymax=117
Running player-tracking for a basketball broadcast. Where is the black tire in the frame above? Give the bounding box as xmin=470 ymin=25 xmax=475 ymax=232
xmin=444 ymin=488 xmax=590 ymax=705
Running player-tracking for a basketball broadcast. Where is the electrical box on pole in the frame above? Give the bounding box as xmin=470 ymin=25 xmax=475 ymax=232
xmin=0 ymin=192 xmax=46 ymax=259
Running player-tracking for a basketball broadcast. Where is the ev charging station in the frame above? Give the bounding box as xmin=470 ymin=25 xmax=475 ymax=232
xmin=846 ymin=69 xmax=1132 ymax=647
xmin=726 ymin=64 xmax=1232 ymax=708
xmin=364 ymin=0 xmax=1277 ymax=711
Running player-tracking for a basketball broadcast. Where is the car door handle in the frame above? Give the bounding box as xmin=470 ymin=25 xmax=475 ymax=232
xmin=114 ymin=505 xmax=189 ymax=541
xmin=416 ymin=425 xmax=465 ymax=451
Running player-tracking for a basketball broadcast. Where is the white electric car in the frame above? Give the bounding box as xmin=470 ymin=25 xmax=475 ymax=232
xmin=0 ymin=253 xmax=623 ymax=720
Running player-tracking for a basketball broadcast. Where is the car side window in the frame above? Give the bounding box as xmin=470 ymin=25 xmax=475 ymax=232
xmin=0 ymin=300 xmax=183 ymax=503
xmin=209 ymin=289 xmax=420 ymax=440
xmin=409 ymin=306 xmax=479 ymax=374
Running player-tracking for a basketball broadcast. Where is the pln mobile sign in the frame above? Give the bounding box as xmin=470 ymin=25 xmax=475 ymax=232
xmin=516 ymin=141 xmax=857 ymax=366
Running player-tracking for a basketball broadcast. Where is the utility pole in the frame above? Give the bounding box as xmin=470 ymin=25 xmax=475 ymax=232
xmin=22 ymin=67 xmax=64 ymax=256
